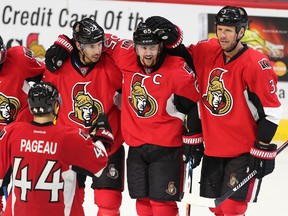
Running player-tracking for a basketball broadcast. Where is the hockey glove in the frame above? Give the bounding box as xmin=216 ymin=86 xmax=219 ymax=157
xmin=182 ymin=133 xmax=204 ymax=168
xmin=45 ymin=35 xmax=74 ymax=72
xmin=249 ymin=141 xmax=277 ymax=178
xmin=145 ymin=16 xmax=183 ymax=48
xmin=90 ymin=113 xmax=114 ymax=153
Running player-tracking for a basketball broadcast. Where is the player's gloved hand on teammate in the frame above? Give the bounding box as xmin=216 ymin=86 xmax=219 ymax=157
xmin=182 ymin=132 xmax=204 ymax=168
xmin=249 ymin=141 xmax=277 ymax=178
xmin=145 ymin=16 xmax=183 ymax=48
xmin=45 ymin=35 xmax=74 ymax=72
xmin=90 ymin=113 xmax=114 ymax=153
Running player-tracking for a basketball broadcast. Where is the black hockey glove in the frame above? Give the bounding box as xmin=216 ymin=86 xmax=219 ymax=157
xmin=45 ymin=35 xmax=74 ymax=72
xmin=182 ymin=132 xmax=204 ymax=168
xmin=249 ymin=141 xmax=277 ymax=178
xmin=90 ymin=113 xmax=114 ymax=153
xmin=145 ymin=16 xmax=183 ymax=48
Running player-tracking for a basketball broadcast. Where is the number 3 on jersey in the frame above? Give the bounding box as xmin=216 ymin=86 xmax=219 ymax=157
xmin=13 ymin=158 xmax=64 ymax=202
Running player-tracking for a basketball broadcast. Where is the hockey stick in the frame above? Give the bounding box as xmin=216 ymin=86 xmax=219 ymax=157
xmin=180 ymin=140 xmax=288 ymax=208
xmin=183 ymin=157 xmax=193 ymax=216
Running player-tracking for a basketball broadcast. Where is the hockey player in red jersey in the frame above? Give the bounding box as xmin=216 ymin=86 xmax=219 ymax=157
xmin=105 ymin=23 xmax=201 ymax=216
xmin=0 ymin=35 xmax=46 ymax=215
xmin=0 ymin=82 xmax=108 ymax=216
xmin=43 ymin=18 xmax=124 ymax=216
xmin=44 ymin=19 xmax=202 ymax=215
xmin=145 ymin=6 xmax=282 ymax=216
xmin=0 ymin=36 xmax=45 ymax=128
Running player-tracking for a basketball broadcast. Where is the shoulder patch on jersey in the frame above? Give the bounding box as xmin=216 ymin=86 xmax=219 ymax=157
xmin=183 ymin=62 xmax=194 ymax=75
xmin=121 ymin=40 xmax=133 ymax=50
xmin=0 ymin=127 xmax=7 ymax=140
xmin=22 ymin=47 xmax=34 ymax=60
xmin=79 ymin=128 xmax=90 ymax=140
xmin=258 ymin=58 xmax=272 ymax=70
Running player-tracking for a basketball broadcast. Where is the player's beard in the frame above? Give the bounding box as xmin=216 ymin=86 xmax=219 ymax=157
xmin=81 ymin=50 xmax=101 ymax=65
xmin=140 ymin=55 xmax=156 ymax=68
xmin=225 ymin=41 xmax=238 ymax=53
xmin=218 ymin=33 xmax=239 ymax=53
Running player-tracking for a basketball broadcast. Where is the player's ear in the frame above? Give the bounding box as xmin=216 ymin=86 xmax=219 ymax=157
xmin=75 ymin=41 xmax=81 ymax=51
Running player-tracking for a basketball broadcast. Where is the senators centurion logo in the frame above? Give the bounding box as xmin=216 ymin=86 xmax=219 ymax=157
xmin=68 ymin=82 xmax=103 ymax=128
xmin=0 ymin=93 xmax=20 ymax=125
xmin=228 ymin=173 xmax=239 ymax=188
xmin=166 ymin=181 xmax=177 ymax=196
xmin=107 ymin=164 xmax=119 ymax=179
xmin=128 ymin=73 xmax=157 ymax=117
xmin=202 ymin=68 xmax=232 ymax=115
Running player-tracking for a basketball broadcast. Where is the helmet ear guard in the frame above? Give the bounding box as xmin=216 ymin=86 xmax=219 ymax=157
xmin=72 ymin=18 xmax=104 ymax=44
xmin=215 ymin=6 xmax=248 ymax=33
xmin=28 ymin=82 xmax=61 ymax=115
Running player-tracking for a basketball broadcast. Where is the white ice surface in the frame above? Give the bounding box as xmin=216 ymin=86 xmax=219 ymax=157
xmin=83 ymin=142 xmax=288 ymax=216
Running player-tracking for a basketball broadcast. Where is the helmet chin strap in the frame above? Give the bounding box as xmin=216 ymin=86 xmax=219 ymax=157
xmin=226 ymin=40 xmax=239 ymax=53
xmin=224 ymin=30 xmax=243 ymax=53
xmin=79 ymin=44 xmax=92 ymax=65
xmin=53 ymin=102 xmax=60 ymax=125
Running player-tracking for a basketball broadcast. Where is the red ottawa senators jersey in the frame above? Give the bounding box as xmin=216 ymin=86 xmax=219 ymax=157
xmin=42 ymin=53 xmax=123 ymax=155
xmin=187 ymin=38 xmax=282 ymax=157
xmin=0 ymin=121 xmax=108 ymax=216
xmin=104 ymin=33 xmax=199 ymax=147
xmin=0 ymin=46 xmax=45 ymax=129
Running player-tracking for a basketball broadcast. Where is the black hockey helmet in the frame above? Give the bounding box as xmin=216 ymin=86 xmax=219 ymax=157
xmin=0 ymin=36 xmax=7 ymax=64
xmin=133 ymin=22 xmax=161 ymax=45
xmin=72 ymin=18 xmax=104 ymax=44
xmin=28 ymin=82 xmax=61 ymax=115
xmin=215 ymin=6 xmax=248 ymax=33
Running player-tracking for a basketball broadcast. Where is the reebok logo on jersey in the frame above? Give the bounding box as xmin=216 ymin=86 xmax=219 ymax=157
xmin=33 ymin=130 xmax=46 ymax=134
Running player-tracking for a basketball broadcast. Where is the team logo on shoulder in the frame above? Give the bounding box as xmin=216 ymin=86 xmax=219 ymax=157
xmin=78 ymin=128 xmax=90 ymax=140
xmin=69 ymin=82 xmax=104 ymax=128
xmin=183 ymin=62 xmax=194 ymax=75
xmin=258 ymin=58 xmax=272 ymax=70
xmin=121 ymin=40 xmax=133 ymax=50
xmin=0 ymin=93 xmax=20 ymax=125
xmin=166 ymin=181 xmax=177 ymax=196
xmin=107 ymin=164 xmax=119 ymax=179
xmin=23 ymin=47 xmax=34 ymax=59
xmin=202 ymin=68 xmax=232 ymax=115
xmin=0 ymin=127 xmax=7 ymax=140
xmin=128 ymin=73 xmax=157 ymax=117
